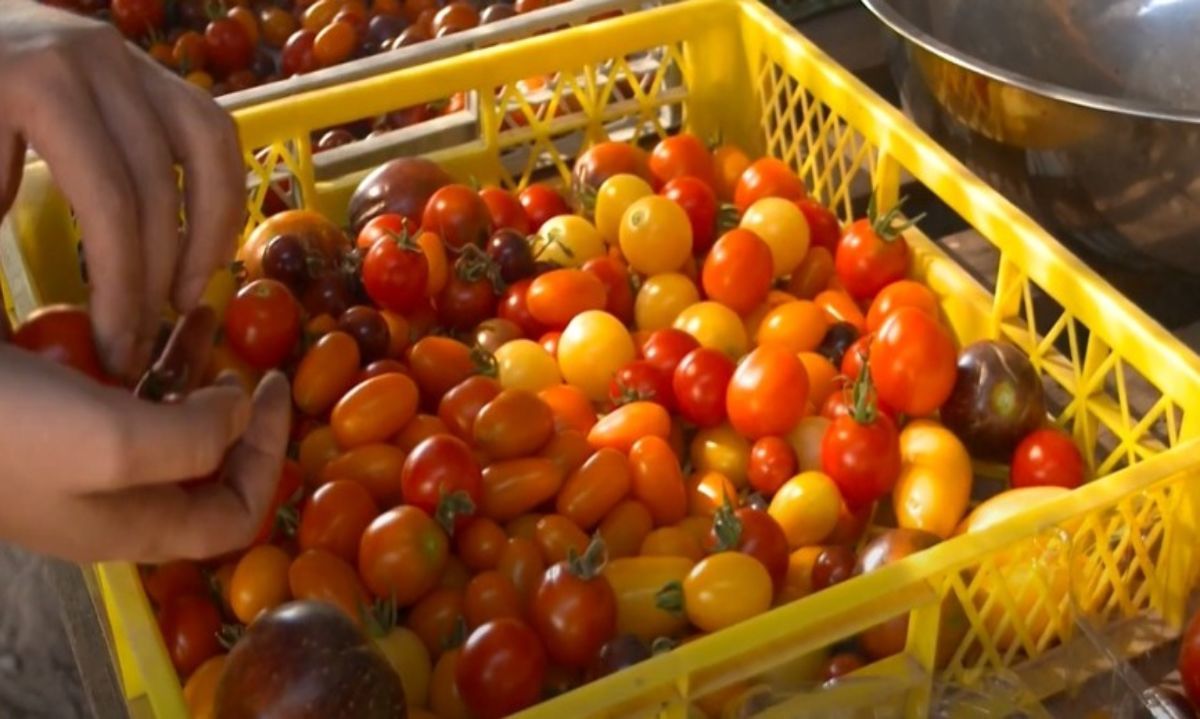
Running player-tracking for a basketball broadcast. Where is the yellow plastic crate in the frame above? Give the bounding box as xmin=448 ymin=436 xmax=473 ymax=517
xmin=6 ymin=0 xmax=1200 ymax=715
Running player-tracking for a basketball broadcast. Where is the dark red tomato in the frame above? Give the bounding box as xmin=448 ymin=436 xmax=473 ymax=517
xmin=1180 ymin=609 xmax=1200 ymax=707
xmin=835 ymin=213 xmax=911 ymax=300
xmin=706 ymin=507 xmax=789 ymax=587
xmin=517 ymin=184 xmax=570 ymax=232
xmin=581 ymin=256 xmax=634 ymax=324
xmin=224 ymin=279 xmax=301 ymax=370
xmin=609 ymin=360 xmax=673 ymax=411
xmin=142 ymin=562 xmax=206 ymax=609
xmin=302 ymin=272 xmax=354 ymax=319
xmin=456 ymin=618 xmax=546 ymax=719
xmin=797 ymin=198 xmax=841 ymax=253
xmin=811 ymin=546 xmax=856 ymax=590
xmin=530 ymin=542 xmax=617 ymax=668
xmin=438 ymin=375 xmax=502 ymax=441
xmin=661 ymin=176 xmax=719 ymax=256
xmin=673 ymin=348 xmax=735 ymax=428
xmin=338 ymin=306 xmax=391 ymax=363
xmin=11 ymin=305 xmax=109 ymax=382
xmin=479 ymin=187 xmax=532 ymax=234
xmin=820 ymin=387 xmax=898 ymax=425
xmin=821 ymin=405 xmax=901 ymax=511
xmin=402 ymin=435 xmax=483 ymax=534
xmin=204 ymin=18 xmax=253 ymax=77
xmin=438 ymin=264 xmax=498 ymax=331
xmin=356 ymin=213 xmax=420 ymax=251
xmin=498 ymin=279 xmax=550 ymax=338
xmin=1010 ymin=429 xmax=1084 ymax=490
xmin=111 ymin=0 xmax=164 ymax=37
xmin=362 ymin=230 xmax=429 ymax=313
xmin=157 ymin=594 xmax=221 ymax=676
xmin=172 ymin=30 xmax=207 ymax=72
xmin=486 ymin=229 xmax=536 ymax=284
xmin=650 ymin=133 xmax=715 ymax=189
xmin=281 ymin=29 xmax=319 ymax=76
xmin=748 ymin=436 xmax=796 ymax=495
xmin=253 ymin=459 xmax=302 ymax=545
xmin=839 ymin=335 xmax=873 ymax=380
xmin=423 ymin=185 xmax=493 ymax=254
xmin=573 ymin=142 xmax=655 ymax=199
xmin=640 ymin=328 xmax=700 ymax=378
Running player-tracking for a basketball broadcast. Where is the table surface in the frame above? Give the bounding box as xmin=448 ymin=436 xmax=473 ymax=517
xmin=7 ymin=5 xmax=1198 ymax=718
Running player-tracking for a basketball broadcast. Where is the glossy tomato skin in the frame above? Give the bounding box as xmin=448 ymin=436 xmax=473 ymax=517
xmin=649 ymin=133 xmax=714 ymax=188
xmin=748 ymin=436 xmax=797 ymax=496
xmin=11 ymin=305 xmax=110 ymax=382
xmin=401 ymin=435 xmax=484 ymax=533
xmin=498 ymin=278 xmax=551 ymax=338
xmin=204 ymin=18 xmax=254 ymax=77
xmin=297 ymin=479 xmax=379 ymax=564
xmin=796 ymin=198 xmax=841 ymax=253
xmin=835 ymin=218 xmax=909 ymax=300
xmin=479 ymin=188 xmax=532 ymax=234
xmin=532 ymin=557 xmax=618 ymax=667
xmin=438 ymin=267 xmax=498 ymax=331
xmin=821 ymin=411 xmax=901 ymax=511
xmin=726 ymin=346 xmax=809 ymax=439
xmin=517 ymin=184 xmax=570 ymax=232
xmin=486 ymin=228 xmax=536 ymax=284
xmin=869 ymin=308 xmax=957 ymax=417
xmin=456 ymin=618 xmax=546 ymax=719
xmin=582 ymin=256 xmax=635 ymax=325
xmin=734 ymin=157 xmax=806 ymax=213
xmin=1010 ymin=429 xmax=1084 ymax=490
xmin=157 ymin=594 xmax=222 ymax=677
xmin=363 ymin=231 xmax=429 ymax=313
xmin=337 ymin=306 xmax=391 ymax=363
xmin=423 ymin=184 xmax=493 ymax=253
xmin=609 ymin=360 xmax=674 ymax=411
xmin=712 ymin=508 xmax=790 ymax=588
xmin=224 ymin=279 xmax=301 ymax=370
xmin=438 ymin=375 xmax=502 ymax=440
xmin=701 ymin=228 xmax=773 ymax=314
xmin=358 ymin=505 xmax=449 ymax=604
xmin=573 ymin=141 xmax=654 ymax=200
xmin=641 ymin=328 xmax=700 ymax=378
xmin=662 ymin=176 xmax=719 ymax=256
xmin=673 ymin=347 xmax=735 ymax=428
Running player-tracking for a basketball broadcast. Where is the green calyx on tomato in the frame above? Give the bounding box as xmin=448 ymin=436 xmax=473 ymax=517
xmin=708 ymin=496 xmax=743 ymax=553
xmin=531 ymin=228 xmax=576 ymax=264
xmin=443 ymin=615 xmax=469 ymax=653
xmin=455 ymin=245 xmax=507 ymax=295
xmin=434 ymin=490 xmax=477 ymax=536
xmin=846 ymin=352 xmax=880 ymax=425
xmin=565 ymin=536 xmax=609 ymax=581
xmin=360 ymin=596 xmax=400 ymax=640
xmin=865 ymin=194 xmax=925 ymax=243
xmin=653 ymin=580 xmax=684 ymax=617
xmin=716 ymin=203 xmax=740 ymax=235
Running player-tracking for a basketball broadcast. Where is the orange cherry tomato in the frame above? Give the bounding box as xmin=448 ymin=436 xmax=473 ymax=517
xmin=480 ymin=458 xmax=565 ymax=522
xmin=438 ymin=375 xmax=502 ymax=441
xmin=230 ymin=545 xmax=291 ymax=624
xmin=869 ymin=307 xmax=957 ymax=417
xmin=526 ymin=269 xmax=608 ymax=330
xmin=408 ymin=336 xmax=479 ymax=400
xmin=474 ymin=389 xmax=555 ymax=459
xmin=798 ymin=352 xmax=838 ymax=410
xmin=640 ymin=526 xmax=704 ymax=562
xmin=183 ymin=654 xmax=226 ymax=719
xmin=538 ymin=384 xmax=597 ymax=434
xmin=297 ymin=479 xmax=379 ymax=564
xmin=505 ymin=513 xmax=543 ymax=541
xmin=755 ymin=300 xmax=829 ymax=355
xmin=734 ymin=157 xmax=806 ymax=213
xmin=439 ymin=556 xmax=471 ymax=590
xmin=556 ymin=448 xmax=632 ymax=530
xmin=395 ymin=414 xmax=450 ymax=452
xmin=408 ymin=587 xmax=466 ymax=658
xmin=457 ymin=518 xmax=508 ymax=572
xmin=688 ymin=471 xmax=739 ymax=517
xmin=298 ymin=425 xmax=341 ymax=484
xmin=534 ymin=514 xmax=590 ymax=565
xmin=320 ymin=443 xmax=408 ymax=507
xmin=865 ymin=280 xmax=939 ymax=332
xmin=379 ymin=310 xmax=411 ymax=358
xmin=287 ymin=549 xmax=370 ymax=624
xmin=536 ymin=430 xmax=593 ymax=479
xmin=815 ymin=290 xmax=866 ymax=334
xmin=726 ymin=346 xmax=809 ymax=439
xmin=464 ymin=571 xmax=524 ymax=628
xmin=597 ymin=500 xmax=653 ymax=559
xmin=787 ymin=247 xmax=835 ymax=300
xmin=712 ymin=144 xmax=751 ymax=202
xmin=430 ymin=649 xmax=473 ymax=719
xmin=498 ymin=537 xmax=546 ymax=605
xmin=587 ymin=401 xmax=671 ymax=453
xmin=331 ymin=373 xmax=419 ymax=449
xmin=414 ymin=231 xmax=449 ymax=297
xmin=292 ymin=331 xmax=361 ymax=417
xmin=305 ymin=313 xmax=338 ymax=339
xmin=259 ymin=6 xmax=296 ymax=48
xmin=628 ymin=436 xmax=687 ymax=526
xmin=358 ymin=506 xmax=448 ymax=604
xmin=701 ymin=228 xmax=774 ymax=314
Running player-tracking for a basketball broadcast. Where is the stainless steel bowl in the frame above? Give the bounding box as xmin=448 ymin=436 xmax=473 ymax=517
xmin=861 ymin=0 xmax=1200 ymax=324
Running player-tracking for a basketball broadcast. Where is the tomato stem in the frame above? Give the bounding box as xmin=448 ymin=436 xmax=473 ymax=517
xmin=866 ymin=194 xmax=925 ymax=243
xmin=709 ymin=495 xmax=742 ymax=553
xmin=849 ymin=352 xmax=878 ymax=425
xmin=360 ymin=596 xmax=399 ymax=639
xmin=217 ymin=623 xmax=245 ymax=651
xmin=565 ymin=536 xmax=608 ymax=580
xmin=434 ymin=490 xmax=476 ymax=536
xmin=654 ymin=581 xmax=684 ymax=616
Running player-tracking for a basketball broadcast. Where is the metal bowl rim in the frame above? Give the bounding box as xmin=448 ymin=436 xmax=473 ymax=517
xmin=860 ymin=0 xmax=1200 ymax=124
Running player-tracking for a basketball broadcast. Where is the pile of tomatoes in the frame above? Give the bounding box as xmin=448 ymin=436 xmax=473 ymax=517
xmin=43 ymin=0 xmax=563 ymax=98
xmin=13 ymin=131 xmax=1097 ymax=717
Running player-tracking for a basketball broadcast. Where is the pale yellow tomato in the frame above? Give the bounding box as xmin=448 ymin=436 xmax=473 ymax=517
xmin=740 ymin=197 xmax=810 ymax=277
xmin=594 ymin=174 xmax=654 ymax=247
xmin=673 ymin=301 xmax=749 ymax=359
xmin=635 ymin=273 xmax=700 ymax=331
xmin=690 ymin=423 xmax=751 ymax=487
xmin=786 ymin=416 xmax=830 ymax=472
xmin=768 ymin=471 xmax=842 ymax=548
xmin=557 ymin=310 xmax=636 ymax=401
xmin=619 ymin=196 xmax=693 ymax=274
xmin=532 ymin=215 xmax=605 ymax=267
xmin=494 ymin=339 xmax=562 ymax=392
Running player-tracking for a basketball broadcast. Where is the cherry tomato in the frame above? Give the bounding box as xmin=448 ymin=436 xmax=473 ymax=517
xmin=533 ymin=386 xmax=593 ymax=436
xmin=734 ymin=157 xmax=806 ymax=213
xmin=456 ymin=619 xmax=546 ymax=718
xmin=640 ymin=527 xmax=703 ymax=562
xmin=362 ymin=230 xmax=429 ymax=314
xmin=650 ymin=134 xmax=714 ymax=188
xmin=494 ymin=338 xmax=562 ymax=392
xmin=479 ymin=187 xmax=531 ymax=234
xmin=464 ymin=571 xmax=523 ymax=628
xmin=517 ymin=184 xmax=570 ymax=232
xmin=756 ymin=300 xmax=829 ymax=355
xmin=815 ymin=289 xmax=867 ymax=334
xmin=835 ymin=209 xmax=912 ymax=300
xmin=820 ymin=372 xmax=901 ymax=510
xmin=337 ymin=306 xmax=391 ymax=364
xmin=456 ymin=518 xmax=508 ymax=573
xmin=870 ymin=307 xmax=957 ymax=416
xmin=634 ymin=273 xmax=700 ymax=331
xmin=865 ymin=280 xmax=938 ymax=332
xmin=438 ymin=375 xmax=502 ymax=440
xmin=796 ymin=198 xmax=841 ymax=252
xmin=603 ymin=556 xmax=691 ymax=642
xmin=319 ymin=443 xmax=407 ymax=507
xmin=172 ymin=30 xmax=207 ymax=71
xmin=687 ymin=471 xmax=739 ymax=517
xmin=661 ymin=176 xmax=720 ymax=258
xmin=597 ymin=501 xmax=654 ymax=559
xmin=587 ymin=401 xmax=670 ymax=454
xmin=111 ymin=0 xmax=164 ymax=38
xmin=531 ymin=540 xmax=617 ymax=667
xmin=534 ymin=514 xmax=589 ymax=565
xmin=424 ymin=185 xmax=493 ymax=253
xmin=183 ymin=653 xmax=225 ymax=718
xmin=799 ymin=352 xmax=839 ymax=411
xmin=408 ymin=587 xmax=466 ymax=657
xmin=700 ymin=228 xmax=773 ymax=314
xmin=431 ymin=1 xmax=479 ymax=35
xmin=11 ymin=305 xmax=108 ymax=381
xmin=402 ymin=435 xmax=483 ymax=534
xmin=594 ymin=174 xmax=654 ymax=246
xmin=747 ymin=436 xmax=796 ymax=495
xmin=672 ymin=301 xmax=748 ymax=360
xmin=533 ymin=215 xmax=605 ymax=267
xmin=812 ymin=546 xmax=857 ymax=590
xmin=498 ymin=279 xmax=550 ymax=338
xmin=142 ymin=561 xmax=206 ymax=609
xmin=229 ymin=545 xmax=291 ymax=624
xmin=287 ymin=549 xmax=370 ymax=623
xmin=358 ymin=506 xmax=449 ymax=604
xmin=407 ymin=336 xmax=479 ymax=400
xmin=582 ymin=256 xmax=635 ymax=324
xmin=705 ymin=505 xmax=789 ymax=587
xmin=474 ymin=389 xmax=555 ymax=459
xmin=485 ymin=229 xmax=535 ymax=284
xmin=558 ymin=310 xmax=636 ymax=401
xmin=480 ymin=458 xmax=565 ymax=522
xmin=668 ymin=552 xmax=772 ymax=632
xmin=573 ymin=142 xmax=654 ymax=202
xmin=260 ymin=7 xmax=297 ymax=48
xmin=527 ymin=269 xmax=608 ymax=329
xmin=224 ymin=279 xmax=300 ymax=370
xmin=768 ymin=471 xmax=842 ymax=548
xmin=619 ymin=196 xmax=692 ymax=275
xmin=555 ymin=448 xmax=632 ymax=530
xmin=672 ymin=348 xmax=734 ymax=428
xmin=331 ymin=373 xmax=419 ymax=449
xmin=204 ymin=17 xmax=253 ymax=77
xmin=1010 ymin=429 xmax=1085 ymax=490
xmin=726 ymin=346 xmax=809 ymax=439
xmin=712 ymin=144 xmax=750 ymax=202
xmin=292 ymin=331 xmax=360 ymax=416
xmin=498 ymin=537 xmax=546 ymax=605
xmin=740 ymin=197 xmax=810 ymax=278
xmin=787 ymin=246 xmax=836 ymax=300
xmin=690 ymin=424 xmax=751 ymax=488
xmin=608 ymin=359 xmax=673 ymax=410
xmin=298 ymin=479 xmax=379 ymax=564
xmin=641 ymin=328 xmax=700 ymax=377
xmin=438 ymin=262 xmax=498 ymax=331
xmin=894 ymin=420 xmax=973 ymax=538
xmin=627 ymin=436 xmax=687 ymax=526
xmin=157 ymin=594 xmax=222 ymax=676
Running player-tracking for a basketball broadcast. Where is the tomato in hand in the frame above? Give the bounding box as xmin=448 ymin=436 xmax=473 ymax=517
xmin=204 ymin=18 xmax=254 ymax=77
xmin=662 ymin=176 xmax=720 ymax=257
xmin=1010 ymin=429 xmax=1085 ymax=490
xmin=726 ymin=346 xmax=809 ymax=439
xmin=869 ymin=307 xmax=956 ymax=416
xmin=649 ymin=133 xmax=714 ymax=188
xmin=157 ymin=594 xmax=222 ymax=677
xmin=479 ymin=187 xmax=531 ymax=234
xmin=834 ymin=203 xmax=913 ymax=300
xmin=298 ymin=479 xmax=379 ymax=564
xmin=531 ymin=539 xmax=618 ymax=667
xmin=673 ymin=347 xmax=735 ymax=428
xmin=423 ymin=185 xmax=493 ymax=253
xmin=701 ymin=228 xmax=773 ymax=314
xmin=820 ymin=367 xmax=901 ymax=511
xmin=517 ymin=184 xmax=570 ymax=232
xmin=363 ymin=230 xmax=429 ymax=314
xmin=402 ymin=435 xmax=483 ymax=534
xmin=456 ymin=618 xmax=546 ymax=719
xmin=359 ymin=506 xmax=449 ymax=604
xmin=224 ymin=279 xmax=300 ymax=370
xmin=11 ymin=305 xmax=109 ymax=381
xmin=734 ymin=157 xmax=806 ymax=213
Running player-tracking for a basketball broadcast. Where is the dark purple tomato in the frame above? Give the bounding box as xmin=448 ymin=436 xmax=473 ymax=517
xmin=261 ymin=234 xmax=312 ymax=293
xmin=816 ymin=322 xmax=859 ymax=368
xmin=940 ymin=340 xmax=1047 ymax=460
xmin=316 ymin=129 xmax=355 ymax=153
xmin=338 ymin=305 xmax=391 ymax=363
xmin=486 ymin=228 xmax=535 ymax=284
xmin=365 ymin=14 xmax=407 ymax=52
xmin=480 ymin=2 xmax=515 ymax=22
xmin=302 ymin=272 xmax=354 ymax=318
xmin=585 ymin=634 xmax=649 ymax=682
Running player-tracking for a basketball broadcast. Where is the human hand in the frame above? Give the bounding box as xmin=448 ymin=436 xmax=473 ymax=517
xmin=0 ymin=0 xmax=245 ymax=381
xmin=0 ymin=326 xmax=290 ymax=563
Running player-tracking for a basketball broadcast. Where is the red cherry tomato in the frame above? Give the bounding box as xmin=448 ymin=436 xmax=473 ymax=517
xmin=111 ymin=0 xmax=164 ymax=38
xmin=517 ymin=184 xmax=570 ymax=233
xmin=726 ymin=346 xmax=809 ymax=439
xmin=281 ymin=29 xmax=319 ymax=76
xmin=748 ymin=436 xmax=796 ymax=495
xmin=869 ymin=308 xmax=957 ymax=417
xmin=356 ymin=213 xmax=420 ymax=251
xmin=204 ymin=18 xmax=254 ymax=77
xmin=456 ymin=618 xmax=546 ymax=719
xmin=734 ymin=157 xmax=806 ymax=213
xmin=796 ymin=198 xmax=841 ymax=253
xmin=649 ymin=133 xmax=715 ymax=188
xmin=530 ymin=541 xmax=617 ymax=668
xmin=224 ymin=279 xmax=301 ymax=370
xmin=498 ymin=279 xmax=550 ymax=338
xmin=705 ymin=506 xmax=789 ymax=588
xmin=11 ymin=305 xmax=109 ymax=382
xmin=297 ymin=479 xmax=379 ymax=564
xmin=1010 ymin=429 xmax=1085 ymax=490
xmin=479 ymin=187 xmax=532 ymax=234
xmin=641 ymin=327 xmax=700 ymax=378
xmin=582 ymin=256 xmax=635 ymax=325
xmin=835 ymin=212 xmax=911 ymax=300
xmin=402 ymin=435 xmax=484 ymax=533
xmin=157 ymin=594 xmax=221 ymax=677
xmin=362 ymin=231 xmax=430 ymax=314
xmin=820 ymin=378 xmax=901 ymax=511
xmin=673 ymin=348 xmax=735 ymax=428
xmin=661 ymin=176 xmax=719 ymax=256
xmin=608 ymin=359 xmax=674 ymax=410
xmin=423 ymin=184 xmax=493 ymax=253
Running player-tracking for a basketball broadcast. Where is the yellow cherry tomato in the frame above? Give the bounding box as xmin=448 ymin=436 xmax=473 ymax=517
xmin=374 ymin=626 xmax=432 ymax=707
xmin=557 ymin=310 xmax=635 ymax=401
xmin=777 ymin=546 xmax=823 ymax=603
xmin=640 ymin=526 xmax=705 ymax=562
xmin=602 ymin=556 xmax=694 ymax=642
xmin=786 ymin=416 xmax=830 ymax=473
xmin=594 ymin=174 xmax=654 ymax=247
xmin=620 ymin=196 xmax=693 ymax=274
xmin=673 ymin=301 xmax=749 ymax=359
xmin=675 ymin=552 xmax=772 ymax=632
xmin=740 ymin=197 xmax=810 ymax=277
xmin=635 ymin=273 xmax=700 ymax=331
xmin=183 ymin=654 xmax=226 ymax=719
xmin=893 ymin=420 xmax=973 ymax=539
xmin=494 ymin=339 xmax=562 ymax=392
xmin=755 ymin=300 xmax=829 ymax=354
xmin=768 ymin=471 xmax=842 ymax=549
xmin=533 ymin=215 xmax=605 ymax=267
xmin=690 ymin=423 xmax=751 ymax=487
